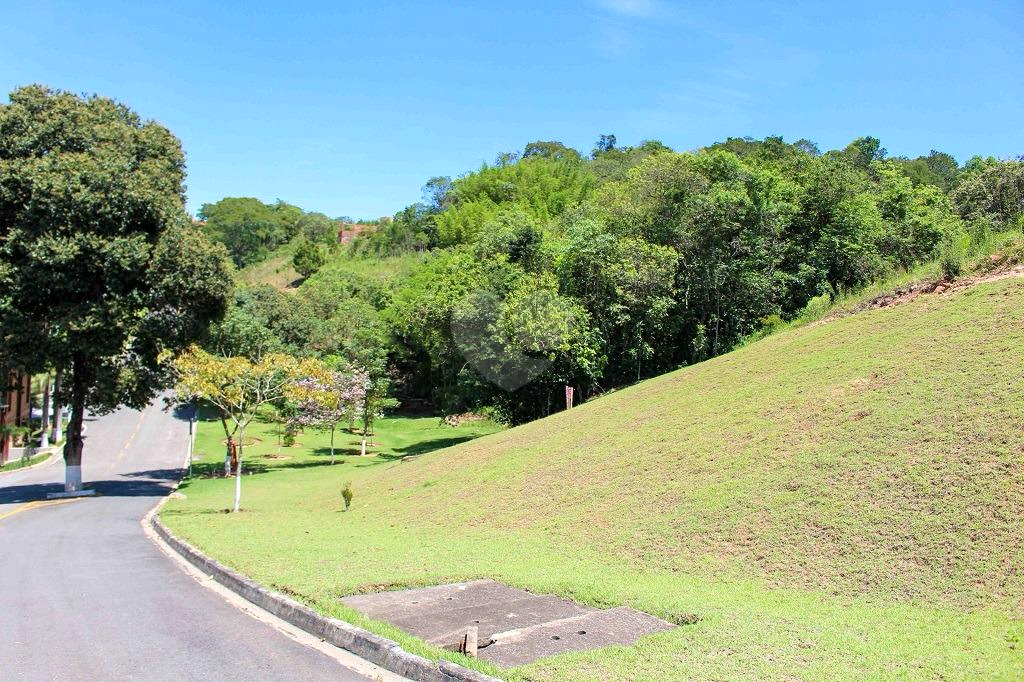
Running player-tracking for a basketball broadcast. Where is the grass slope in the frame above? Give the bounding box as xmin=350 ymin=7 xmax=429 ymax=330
xmin=164 ymin=278 xmax=1024 ymax=681
xmin=237 ymin=240 xmax=425 ymax=291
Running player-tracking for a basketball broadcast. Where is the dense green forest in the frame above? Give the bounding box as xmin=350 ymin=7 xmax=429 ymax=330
xmin=198 ymin=136 xmax=1024 ymax=423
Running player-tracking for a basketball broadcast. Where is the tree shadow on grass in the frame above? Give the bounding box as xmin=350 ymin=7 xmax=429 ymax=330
xmin=308 ymin=447 xmax=363 ymax=459
xmin=184 ymin=459 xmax=271 ymax=480
xmin=179 ymin=456 xmax=345 ymax=487
xmin=268 ymin=459 xmax=348 ymax=472
xmin=394 ymin=435 xmax=480 ymax=457
xmin=306 ymin=435 xmax=483 ymax=470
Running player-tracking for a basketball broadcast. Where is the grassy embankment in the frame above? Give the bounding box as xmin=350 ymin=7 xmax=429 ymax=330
xmin=164 ymin=276 xmax=1024 ymax=681
xmin=0 ymin=451 xmax=51 ymax=472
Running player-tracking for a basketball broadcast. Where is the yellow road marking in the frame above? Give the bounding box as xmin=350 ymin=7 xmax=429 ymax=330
xmin=110 ymin=409 xmax=147 ymax=471
xmin=0 ymin=497 xmax=84 ymax=523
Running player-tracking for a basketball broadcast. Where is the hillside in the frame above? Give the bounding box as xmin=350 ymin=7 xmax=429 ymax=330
xmin=164 ymin=276 xmax=1024 ymax=681
xmin=236 ymin=238 xmax=422 ymax=291
xmin=236 ymin=240 xmax=302 ymax=289
xmin=205 ymin=147 xmax=1024 ymax=425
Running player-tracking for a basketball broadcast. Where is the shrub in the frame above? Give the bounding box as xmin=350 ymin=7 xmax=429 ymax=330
xmin=283 ymin=423 xmax=297 ymax=447
xmin=293 ymin=240 xmax=326 ymax=278
xmin=939 ymin=232 xmax=970 ymax=279
xmin=341 ymin=482 xmax=353 ymax=511
xmin=798 ymin=293 xmax=832 ymax=323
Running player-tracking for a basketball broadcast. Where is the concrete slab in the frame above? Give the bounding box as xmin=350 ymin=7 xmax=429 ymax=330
xmin=45 ymin=489 xmax=97 ymax=499
xmin=480 ymin=606 xmax=676 ymax=668
xmin=342 ymin=581 xmax=677 ymax=668
xmin=342 ymin=580 xmax=595 ymax=646
xmin=415 ymin=595 xmax=595 ymax=646
xmin=343 ymin=580 xmax=521 ymax=619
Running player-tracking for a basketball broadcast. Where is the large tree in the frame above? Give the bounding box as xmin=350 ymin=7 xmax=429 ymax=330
xmin=0 ymin=85 xmax=232 ymax=492
xmin=198 ymin=197 xmax=301 ymax=266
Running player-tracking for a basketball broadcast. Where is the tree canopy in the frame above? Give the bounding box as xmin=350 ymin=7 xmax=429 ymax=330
xmin=0 ymin=85 xmax=233 ymax=490
xmin=201 ymin=134 xmax=1022 ymax=426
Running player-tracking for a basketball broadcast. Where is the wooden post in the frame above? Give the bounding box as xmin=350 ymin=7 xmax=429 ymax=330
xmin=460 ymin=626 xmax=478 ymax=658
xmin=565 ymin=385 xmax=575 ymax=410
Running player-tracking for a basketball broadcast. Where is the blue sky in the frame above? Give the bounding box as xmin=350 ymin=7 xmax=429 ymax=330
xmin=2 ymin=0 xmax=1021 ymax=219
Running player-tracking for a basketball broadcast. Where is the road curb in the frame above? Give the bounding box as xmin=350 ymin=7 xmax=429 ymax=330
xmin=0 ymin=446 xmax=61 ymax=477
xmin=146 ymin=507 xmax=501 ymax=682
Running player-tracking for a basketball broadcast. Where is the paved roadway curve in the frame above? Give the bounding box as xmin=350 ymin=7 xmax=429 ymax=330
xmin=0 ymin=400 xmax=378 ymax=681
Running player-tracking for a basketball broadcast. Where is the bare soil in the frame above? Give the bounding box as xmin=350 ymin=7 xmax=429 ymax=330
xmin=818 ymin=262 xmax=1024 ymax=325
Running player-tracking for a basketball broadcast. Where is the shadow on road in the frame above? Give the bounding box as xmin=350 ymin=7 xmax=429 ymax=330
xmin=0 ymin=468 xmax=183 ymax=504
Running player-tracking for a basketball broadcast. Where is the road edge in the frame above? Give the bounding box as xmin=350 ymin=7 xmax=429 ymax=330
xmin=0 ymin=446 xmax=61 ymax=477
xmin=143 ymin=501 xmax=501 ymax=682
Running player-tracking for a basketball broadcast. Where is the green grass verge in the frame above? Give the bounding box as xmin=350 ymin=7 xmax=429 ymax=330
xmin=163 ymin=278 xmax=1024 ymax=681
xmin=183 ymin=412 xmax=504 ymax=498
xmin=0 ymin=450 xmax=52 ymax=472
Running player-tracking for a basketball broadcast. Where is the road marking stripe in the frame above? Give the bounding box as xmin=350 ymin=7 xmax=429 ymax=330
xmin=0 ymin=497 xmax=84 ymax=522
xmin=110 ymin=409 xmax=147 ymax=472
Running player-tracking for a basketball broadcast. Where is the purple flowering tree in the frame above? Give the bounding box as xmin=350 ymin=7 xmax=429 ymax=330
xmin=290 ymin=369 xmax=368 ymax=464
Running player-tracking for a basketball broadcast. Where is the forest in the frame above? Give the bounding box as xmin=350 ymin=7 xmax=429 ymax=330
xmin=198 ymin=135 xmax=1024 ymax=424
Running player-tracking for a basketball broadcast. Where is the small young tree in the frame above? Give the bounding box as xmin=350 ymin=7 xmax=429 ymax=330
xmin=173 ymin=347 xmax=326 ymax=511
xmin=292 ymin=240 xmax=326 ymax=278
xmin=358 ymin=376 xmax=399 ymax=456
xmin=289 ymin=368 xmax=367 ymax=463
xmin=341 ymin=481 xmax=353 ymax=511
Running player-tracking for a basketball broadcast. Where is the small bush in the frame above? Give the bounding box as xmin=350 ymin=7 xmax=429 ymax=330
xmin=293 ymin=240 xmax=326 ymax=278
xmin=738 ymin=314 xmax=787 ymax=347
xmin=1 ymin=424 xmax=31 ymax=447
xmin=341 ymin=481 xmax=353 ymax=511
xmin=797 ymin=293 xmax=832 ymax=323
xmin=1000 ymin=235 xmax=1024 ymax=267
xmin=939 ymin=233 xmax=970 ymax=279
xmin=283 ymin=422 xmax=297 ymax=447
xmin=939 ymin=251 xmax=962 ymax=279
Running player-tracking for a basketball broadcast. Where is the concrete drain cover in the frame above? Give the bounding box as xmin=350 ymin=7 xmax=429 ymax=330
xmin=341 ymin=580 xmax=675 ymax=667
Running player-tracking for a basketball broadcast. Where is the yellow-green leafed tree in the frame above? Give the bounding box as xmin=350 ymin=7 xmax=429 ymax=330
xmin=173 ymin=346 xmax=328 ymax=511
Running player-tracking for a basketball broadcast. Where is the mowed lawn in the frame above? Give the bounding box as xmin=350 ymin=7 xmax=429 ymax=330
xmin=183 ymin=411 xmax=504 ymax=477
xmin=162 ymin=279 xmax=1024 ymax=681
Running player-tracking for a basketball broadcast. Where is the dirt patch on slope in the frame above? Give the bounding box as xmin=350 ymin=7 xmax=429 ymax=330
xmin=817 ymin=262 xmax=1024 ymax=326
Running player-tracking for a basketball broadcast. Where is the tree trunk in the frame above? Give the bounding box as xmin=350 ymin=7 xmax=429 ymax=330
xmin=361 ymin=428 xmax=367 ymax=457
xmin=62 ymin=363 xmax=86 ymax=492
xmin=39 ymin=373 xmax=51 ymax=449
xmin=233 ymin=425 xmax=244 ymax=512
xmin=330 ymin=424 xmax=336 ymax=464
xmin=51 ymin=372 xmax=63 ymax=444
xmin=1 ymin=392 xmax=9 ymax=466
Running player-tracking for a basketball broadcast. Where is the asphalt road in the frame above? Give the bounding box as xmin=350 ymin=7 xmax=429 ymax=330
xmin=0 ymin=400 xmax=379 ymax=681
